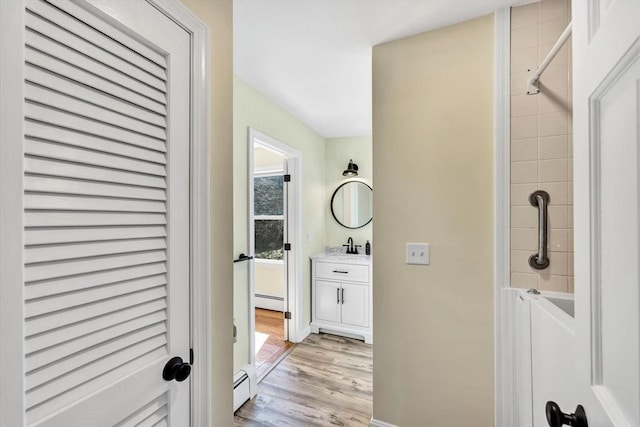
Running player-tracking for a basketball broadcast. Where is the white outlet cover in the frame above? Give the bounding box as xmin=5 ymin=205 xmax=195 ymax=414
xmin=406 ymin=243 xmax=430 ymax=265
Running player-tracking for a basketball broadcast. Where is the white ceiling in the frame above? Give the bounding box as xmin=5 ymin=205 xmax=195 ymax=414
xmin=234 ymin=0 xmax=527 ymax=138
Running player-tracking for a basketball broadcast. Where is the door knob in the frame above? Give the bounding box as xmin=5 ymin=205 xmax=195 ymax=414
xmin=546 ymin=401 xmax=588 ymax=427
xmin=162 ymin=356 xmax=191 ymax=382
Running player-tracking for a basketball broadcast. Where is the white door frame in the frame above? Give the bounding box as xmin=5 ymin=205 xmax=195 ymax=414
xmin=0 ymin=1 xmax=212 ymax=425
xmin=493 ymin=8 xmax=517 ymax=427
xmin=247 ymin=128 xmax=304 ymax=367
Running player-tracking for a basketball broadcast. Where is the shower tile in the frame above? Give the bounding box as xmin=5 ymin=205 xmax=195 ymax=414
xmin=568 ymin=158 xmax=573 ymax=181
xmin=539 ymin=56 xmax=569 ymax=89
xmin=540 ymin=135 xmax=568 ymax=159
xmin=568 ymin=253 xmax=574 ymax=276
xmin=567 ymin=183 xmax=573 ymax=204
xmin=512 ymin=115 xmax=538 ymax=139
xmin=540 ymin=112 xmax=569 ymax=137
xmin=539 ymin=17 xmax=570 ymax=45
xmin=512 ymin=206 xmax=538 ymax=228
xmin=539 ymin=0 xmax=569 ymax=23
xmin=540 ymin=158 xmax=568 ymax=182
xmin=511 ymin=160 xmax=538 ymax=183
xmin=511 ymin=272 xmax=538 ymax=289
xmin=511 ymin=71 xmax=529 ymax=96
xmin=548 ymin=252 xmax=568 ymax=275
xmin=538 ymin=274 xmax=568 ymax=292
xmin=512 ymin=94 xmax=538 ymax=117
xmin=512 ymin=138 xmax=538 ymax=161
xmin=539 ymin=181 xmax=568 ymax=204
xmin=511 ymin=250 xmax=539 ymax=273
xmin=539 ymin=87 xmax=569 ymax=114
xmin=567 ymin=205 xmax=573 ymax=228
xmin=567 ymin=276 xmax=574 ymax=293
xmin=512 ymin=2 xmax=538 ymax=29
xmin=511 ymin=46 xmax=538 ymax=75
xmin=512 ymin=25 xmax=538 ymax=51
xmin=512 ymin=228 xmax=537 ymax=250
xmin=548 ymin=205 xmax=568 ymax=229
xmin=567 ymin=229 xmax=574 ymax=252
xmin=511 ymin=183 xmax=538 ymax=206
xmin=549 ymin=229 xmax=568 ymax=252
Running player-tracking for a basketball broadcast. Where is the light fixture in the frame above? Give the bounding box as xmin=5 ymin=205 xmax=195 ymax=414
xmin=342 ymin=159 xmax=359 ymax=177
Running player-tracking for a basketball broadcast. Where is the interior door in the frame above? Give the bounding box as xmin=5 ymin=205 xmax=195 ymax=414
xmin=282 ymin=159 xmax=290 ymax=341
xmin=0 ymin=0 xmax=192 ymax=425
xmin=572 ymin=0 xmax=639 ymax=425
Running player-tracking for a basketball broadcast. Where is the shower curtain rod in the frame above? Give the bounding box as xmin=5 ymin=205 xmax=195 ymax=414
xmin=526 ymin=22 xmax=572 ymax=95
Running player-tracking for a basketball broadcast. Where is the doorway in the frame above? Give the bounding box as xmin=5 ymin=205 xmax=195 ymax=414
xmin=248 ymin=129 xmax=302 ymax=381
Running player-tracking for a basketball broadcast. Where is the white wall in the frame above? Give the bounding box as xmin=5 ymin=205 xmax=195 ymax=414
xmin=325 ymin=136 xmax=372 ymax=248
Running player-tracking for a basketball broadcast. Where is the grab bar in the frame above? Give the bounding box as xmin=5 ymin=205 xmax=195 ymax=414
xmin=528 ymin=191 xmax=550 ymax=269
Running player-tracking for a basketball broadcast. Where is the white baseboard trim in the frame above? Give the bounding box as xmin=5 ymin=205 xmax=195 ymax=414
xmin=370 ymin=418 xmax=398 ymax=427
xmin=233 ymin=364 xmax=257 ymax=412
xmin=295 ymin=326 xmax=311 ymax=343
xmin=254 ymin=293 xmax=284 ymax=312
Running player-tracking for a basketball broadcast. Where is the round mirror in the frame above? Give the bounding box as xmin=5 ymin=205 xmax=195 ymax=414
xmin=330 ymin=181 xmax=373 ymax=229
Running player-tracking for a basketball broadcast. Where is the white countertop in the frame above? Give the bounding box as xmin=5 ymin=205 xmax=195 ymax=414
xmin=310 ymin=252 xmax=372 ymax=265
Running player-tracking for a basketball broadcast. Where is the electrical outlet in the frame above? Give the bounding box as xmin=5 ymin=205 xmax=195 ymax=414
xmin=406 ymin=243 xmax=430 ymax=265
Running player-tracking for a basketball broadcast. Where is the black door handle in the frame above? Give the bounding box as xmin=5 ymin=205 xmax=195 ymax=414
xmin=162 ymin=356 xmax=191 ymax=382
xmin=546 ymin=401 xmax=588 ymax=427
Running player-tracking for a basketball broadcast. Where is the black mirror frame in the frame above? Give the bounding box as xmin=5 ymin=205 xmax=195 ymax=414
xmin=330 ymin=180 xmax=373 ymax=229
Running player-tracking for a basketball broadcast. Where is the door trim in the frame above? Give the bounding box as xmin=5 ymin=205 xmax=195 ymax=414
xmin=148 ymin=1 xmax=212 ymax=426
xmin=247 ymin=128 xmax=304 ymax=352
xmin=492 ymin=7 xmax=517 ymax=427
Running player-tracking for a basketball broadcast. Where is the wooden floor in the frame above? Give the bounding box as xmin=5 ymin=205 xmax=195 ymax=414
xmin=235 ymin=333 xmax=373 ymax=426
xmin=255 ymin=308 xmax=294 ymax=381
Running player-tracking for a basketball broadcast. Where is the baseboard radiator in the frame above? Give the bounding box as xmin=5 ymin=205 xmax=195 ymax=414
xmin=255 ymin=293 xmax=284 ymax=312
xmin=233 ymin=365 xmax=256 ymax=412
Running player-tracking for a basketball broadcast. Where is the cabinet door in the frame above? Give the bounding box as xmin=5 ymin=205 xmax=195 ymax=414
xmin=315 ymin=280 xmax=341 ymax=323
xmin=340 ymin=282 xmax=369 ymax=327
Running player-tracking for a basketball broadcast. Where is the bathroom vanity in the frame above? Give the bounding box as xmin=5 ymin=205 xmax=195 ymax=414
xmin=310 ymin=253 xmax=372 ymax=344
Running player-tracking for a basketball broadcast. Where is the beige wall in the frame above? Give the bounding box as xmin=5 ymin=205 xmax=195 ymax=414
xmin=510 ymin=0 xmax=574 ymax=292
xmin=180 ymin=0 xmax=234 ymax=425
xmin=325 ymin=136 xmax=373 ymax=248
xmin=372 ymin=15 xmax=494 ymax=426
xmin=233 ymin=76 xmax=326 ymax=371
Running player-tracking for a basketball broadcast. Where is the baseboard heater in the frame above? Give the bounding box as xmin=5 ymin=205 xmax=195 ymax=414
xmin=233 ymin=365 xmax=256 ymax=412
xmin=255 ymin=293 xmax=284 ymax=312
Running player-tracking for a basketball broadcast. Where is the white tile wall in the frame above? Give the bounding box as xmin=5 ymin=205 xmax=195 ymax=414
xmin=510 ymin=0 xmax=573 ymax=292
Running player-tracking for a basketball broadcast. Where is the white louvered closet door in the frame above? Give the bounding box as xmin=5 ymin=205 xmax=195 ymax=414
xmin=2 ymin=0 xmax=191 ymax=425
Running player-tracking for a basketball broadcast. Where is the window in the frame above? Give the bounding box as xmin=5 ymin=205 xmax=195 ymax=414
xmin=254 ymin=174 xmax=284 ymax=260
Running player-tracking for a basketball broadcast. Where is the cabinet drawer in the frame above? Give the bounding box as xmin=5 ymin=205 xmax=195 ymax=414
xmin=315 ymin=262 xmax=369 ymax=283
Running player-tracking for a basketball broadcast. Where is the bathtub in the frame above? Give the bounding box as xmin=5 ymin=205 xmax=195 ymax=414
xmin=509 ymin=289 xmax=578 ymax=427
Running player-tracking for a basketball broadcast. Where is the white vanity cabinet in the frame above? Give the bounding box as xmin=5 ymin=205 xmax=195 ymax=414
xmin=310 ymin=255 xmax=372 ymax=344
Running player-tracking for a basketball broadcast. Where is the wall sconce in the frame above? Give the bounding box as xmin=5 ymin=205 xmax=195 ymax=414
xmin=342 ymin=159 xmax=359 ymax=177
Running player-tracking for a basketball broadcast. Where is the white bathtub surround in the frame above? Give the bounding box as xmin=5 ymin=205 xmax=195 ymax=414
xmin=502 ymin=288 xmax=577 ymax=427
xmin=310 ymin=253 xmax=373 ymax=344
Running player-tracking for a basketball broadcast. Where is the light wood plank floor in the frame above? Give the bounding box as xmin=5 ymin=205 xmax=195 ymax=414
xmin=235 ymin=333 xmax=373 ymax=426
xmin=255 ymin=308 xmax=295 ymax=381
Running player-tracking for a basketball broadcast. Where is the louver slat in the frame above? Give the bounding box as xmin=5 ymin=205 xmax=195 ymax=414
xmin=25 ymin=83 xmax=166 ymax=139
xmin=26 ymin=104 xmax=167 ymax=153
xmin=25 ymin=226 xmax=167 ymax=245
xmin=45 ymin=0 xmax=167 ymax=68
xmin=25 ymin=300 xmax=167 ymax=355
xmin=25 ymin=66 xmax=166 ymax=128
xmin=25 ymin=238 xmax=167 ymax=264
xmin=25 ymin=121 xmax=167 ymax=163
xmin=114 ymin=395 xmax=168 ymax=427
xmin=24 ymin=176 xmax=166 ymax=201
xmin=25 ymin=47 xmax=166 ymax=115
xmin=25 ymin=250 xmax=167 ymax=283
xmin=25 ymin=22 xmax=166 ymax=102
xmin=26 ymin=311 xmax=167 ymax=372
xmin=25 ymin=158 xmax=167 ymax=189
xmin=25 ymin=3 xmax=167 ymax=86
xmin=25 ymin=212 xmax=167 ymax=227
